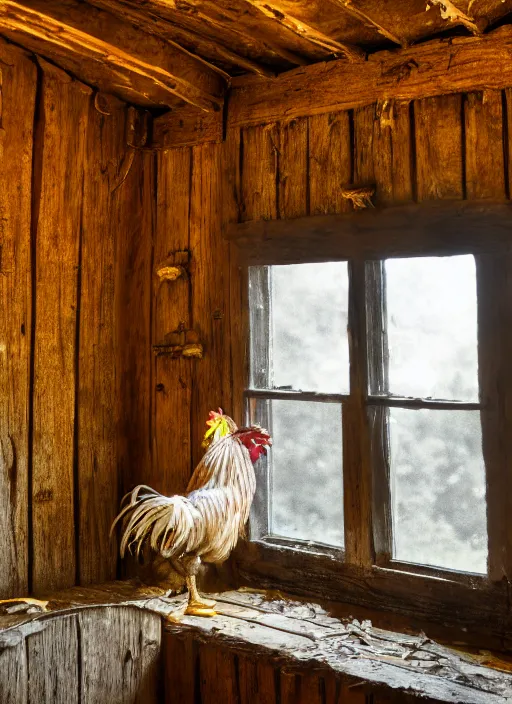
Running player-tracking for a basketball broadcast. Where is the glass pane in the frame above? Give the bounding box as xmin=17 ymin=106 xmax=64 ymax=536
xmin=249 ymin=262 xmax=349 ymax=393
xmin=385 ymin=255 xmax=478 ymax=401
xmin=269 ymin=400 xmax=344 ymax=547
xmin=389 ymin=408 xmax=487 ymax=573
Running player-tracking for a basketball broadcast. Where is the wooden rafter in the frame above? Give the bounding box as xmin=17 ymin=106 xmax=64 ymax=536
xmin=0 ymin=0 xmax=225 ymax=110
xmin=427 ymin=0 xmax=480 ymax=35
xmin=228 ymin=26 xmax=512 ymax=127
xmin=86 ymin=0 xmax=276 ymax=78
xmin=330 ymin=0 xmax=403 ymax=46
xmin=243 ymin=0 xmax=365 ymax=61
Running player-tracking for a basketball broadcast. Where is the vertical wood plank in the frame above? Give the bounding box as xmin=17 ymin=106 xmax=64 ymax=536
xmin=414 ymin=94 xmax=464 ymax=201
xmin=27 ymin=616 xmax=79 ymax=703
xmin=238 ymin=656 xmax=276 ymax=704
xmin=79 ymin=607 xmax=161 ymax=704
xmin=0 ymin=636 xmax=27 ymax=704
xmin=476 ymin=254 xmax=512 ymax=581
xmin=464 ymin=91 xmax=506 ymax=200
xmin=189 ymin=143 xmax=231 ymax=467
xmin=323 ymin=673 xmax=341 ymax=703
xmin=0 ymin=40 xmax=36 ymax=598
xmin=354 ymin=101 xmax=413 ymax=205
xmin=240 ymin=124 xmax=278 ymax=222
xmin=116 ymin=140 xmax=154 ymax=493
xmin=308 ymin=111 xmax=352 ymax=215
xmin=153 ymin=147 xmax=192 ymax=494
xmin=32 ymin=60 xmax=91 ymax=593
xmin=280 ymin=670 xmax=299 ymax=704
xmin=163 ymin=633 xmax=196 ymax=704
xmin=298 ymin=673 xmax=323 ymax=703
xmin=78 ymin=95 xmax=127 ymax=585
xmin=198 ymin=644 xmax=238 ymax=704
xmin=278 ymin=117 xmax=308 ymax=219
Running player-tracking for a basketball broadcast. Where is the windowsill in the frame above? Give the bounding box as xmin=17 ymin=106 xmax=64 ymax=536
xmin=1 ymin=580 xmax=510 ymax=702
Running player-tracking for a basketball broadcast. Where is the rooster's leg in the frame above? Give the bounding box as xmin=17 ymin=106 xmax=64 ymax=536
xmin=185 ymin=575 xmax=216 ymax=617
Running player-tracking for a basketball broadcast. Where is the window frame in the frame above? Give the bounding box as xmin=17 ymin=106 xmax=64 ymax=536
xmin=228 ymin=201 xmax=512 ymax=645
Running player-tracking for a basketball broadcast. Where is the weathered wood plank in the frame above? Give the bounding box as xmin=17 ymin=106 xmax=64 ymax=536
xmin=27 ymin=615 xmax=79 ymax=703
xmin=238 ymin=656 xmax=277 ymax=704
xmin=79 ymin=607 xmax=161 ymax=704
xmin=278 ymin=117 xmax=308 ymax=219
xmin=280 ymin=671 xmax=299 ymax=704
xmin=415 ymin=94 xmax=464 ymax=201
xmin=227 ymin=201 xmax=512 ymax=266
xmin=164 ymin=633 xmax=196 ymax=704
xmin=189 ymin=143 xmax=231 ymax=466
xmin=198 ymin=644 xmax=238 ymax=704
xmin=464 ymin=90 xmax=506 ymax=200
xmin=0 ymin=39 xmax=36 ymax=599
xmin=153 ymin=148 xmax=192 ymax=494
xmin=240 ymin=124 xmax=279 ymax=222
xmin=78 ymin=95 xmax=128 ymax=585
xmin=308 ymin=111 xmax=351 ymax=215
xmin=228 ymin=26 xmax=512 ymax=127
xmin=153 ymin=106 xmax=223 ymax=148
xmin=116 ymin=115 xmax=154 ymax=493
xmin=0 ymin=635 xmax=27 ymax=704
xmin=0 ymin=0 xmax=224 ymax=111
xmin=32 ymin=60 xmax=91 ymax=593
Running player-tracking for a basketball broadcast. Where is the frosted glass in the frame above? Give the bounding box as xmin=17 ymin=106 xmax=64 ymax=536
xmin=385 ymin=255 xmax=478 ymax=401
xmin=389 ymin=408 xmax=487 ymax=573
xmin=269 ymin=400 xmax=344 ymax=547
xmin=249 ymin=262 xmax=349 ymax=393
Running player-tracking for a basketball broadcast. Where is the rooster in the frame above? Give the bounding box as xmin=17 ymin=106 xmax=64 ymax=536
xmin=112 ymin=409 xmax=271 ymax=616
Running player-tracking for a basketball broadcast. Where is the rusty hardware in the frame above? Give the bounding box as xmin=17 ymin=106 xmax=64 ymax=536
xmin=155 ymin=250 xmax=190 ymax=282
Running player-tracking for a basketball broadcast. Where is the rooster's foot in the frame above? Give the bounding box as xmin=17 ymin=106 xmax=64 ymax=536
xmin=185 ymin=601 xmax=217 ymax=617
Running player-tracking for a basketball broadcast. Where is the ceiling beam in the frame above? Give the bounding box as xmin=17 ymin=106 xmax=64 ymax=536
xmin=85 ymin=0 xmax=276 ymax=78
xmin=0 ymin=0 xmax=225 ymax=110
xmin=427 ymin=0 xmax=480 ymax=35
xmin=329 ymin=0 xmax=403 ymax=47
xmin=228 ymin=26 xmax=512 ymax=127
xmin=243 ymin=0 xmax=365 ymax=61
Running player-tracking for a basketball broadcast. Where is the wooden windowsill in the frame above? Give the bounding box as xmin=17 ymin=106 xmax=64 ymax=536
xmin=1 ymin=580 xmax=511 ymax=702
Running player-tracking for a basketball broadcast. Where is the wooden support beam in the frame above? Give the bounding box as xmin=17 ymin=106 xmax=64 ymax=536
xmin=228 ymin=26 xmax=512 ymax=127
xmin=329 ymin=0 xmax=403 ymax=47
xmin=0 ymin=0 xmax=225 ymax=111
xmin=227 ymin=201 xmax=512 ymax=265
xmin=242 ymin=0 xmax=364 ymax=61
xmin=152 ymin=106 xmax=223 ymax=148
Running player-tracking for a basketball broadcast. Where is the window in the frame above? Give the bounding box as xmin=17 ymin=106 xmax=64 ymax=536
xmin=247 ymin=255 xmax=488 ymax=576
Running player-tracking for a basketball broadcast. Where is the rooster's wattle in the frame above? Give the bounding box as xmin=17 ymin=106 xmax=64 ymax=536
xmin=112 ymin=409 xmax=271 ymax=615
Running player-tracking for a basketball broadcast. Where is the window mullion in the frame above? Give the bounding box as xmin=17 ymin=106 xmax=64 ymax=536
xmin=366 ymin=261 xmax=393 ymax=564
xmin=476 ymin=254 xmax=512 ymax=582
xmin=343 ymin=260 xmax=373 ymax=567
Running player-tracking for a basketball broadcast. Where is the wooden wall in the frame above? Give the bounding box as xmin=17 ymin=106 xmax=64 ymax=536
xmin=0 ymin=37 xmax=153 ymax=598
xmin=148 ymin=89 xmax=510 ymax=497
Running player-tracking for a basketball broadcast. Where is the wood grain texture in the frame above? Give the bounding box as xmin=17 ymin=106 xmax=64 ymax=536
xmin=464 ymin=90 xmax=506 ymax=200
xmin=414 ymin=94 xmax=464 ymax=201
xmin=0 ymin=39 xmax=36 ymax=598
xmin=164 ymin=634 xmax=196 ymax=704
xmin=0 ymin=636 xmax=27 ymax=704
xmin=116 ymin=134 xmax=154 ymax=493
xmin=240 ymin=124 xmax=279 ymax=222
xmin=229 ymin=27 xmax=512 ymax=127
xmin=152 ymin=106 xmax=223 ymax=148
xmin=0 ymin=0 xmax=224 ymax=111
xmin=78 ymin=95 xmax=129 ymax=585
xmin=79 ymin=607 xmax=161 ymax=704
xmin=27 ymin=615 xmax=79 ymax=703
xmin=189 ymin=143 xmax=231 ymax=466
xmin=153 ymin=148 xmax=192 ymax=494
xmin=238 ymin=657 xmax=276 ymax=704
xmin=278 ymin=117 xmax=308 ymax=219
xmin=198 ymin=644 xmax=238 ymax=704
xmin=31 ymin=60 xmax=91 ymax=594
xmin=308 ymin=111 xmax=351 ymax=215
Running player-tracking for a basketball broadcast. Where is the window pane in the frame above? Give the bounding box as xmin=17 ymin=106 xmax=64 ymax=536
xmin=388 ymin=408 xmax=487 ymax=573
xmin=266 ymin=400 xmax=343 ymax=547
xmin=385 ymin=255 xmax=478 ymax=401
xmin=249 ymin=262 xmax=349 ymax=393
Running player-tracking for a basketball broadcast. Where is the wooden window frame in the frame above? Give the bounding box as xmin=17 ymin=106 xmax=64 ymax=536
xmin=228 ymin=201 xmax=512 ymax=647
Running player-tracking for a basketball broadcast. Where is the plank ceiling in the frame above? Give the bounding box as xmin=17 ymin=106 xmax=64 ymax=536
xmin=1 ymin=0 xmax=512 ymax=110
